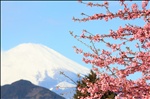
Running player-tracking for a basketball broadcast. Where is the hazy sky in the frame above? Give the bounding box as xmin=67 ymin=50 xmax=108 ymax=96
xmin=1 ymin=1 xmax=147 ymax=71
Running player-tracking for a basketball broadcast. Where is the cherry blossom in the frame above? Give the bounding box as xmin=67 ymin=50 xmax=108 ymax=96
xmin=71 ymin=0 xmax=150 ymax=99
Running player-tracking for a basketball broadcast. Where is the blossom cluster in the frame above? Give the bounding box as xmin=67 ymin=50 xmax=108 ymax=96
xmin=71 ymin=0 xmax=150 ymax=99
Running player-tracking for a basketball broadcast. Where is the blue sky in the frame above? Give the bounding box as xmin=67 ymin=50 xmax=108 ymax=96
xmin=1 ymin=1 xmax=148 ymax=71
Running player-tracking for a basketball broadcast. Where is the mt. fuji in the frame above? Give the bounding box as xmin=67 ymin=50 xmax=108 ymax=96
xmin=1 ymin=43 xmax=90 ymax=98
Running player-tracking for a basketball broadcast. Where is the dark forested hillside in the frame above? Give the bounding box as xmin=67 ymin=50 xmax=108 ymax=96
xmin=1 ymin=79 xmax=65 ymax=99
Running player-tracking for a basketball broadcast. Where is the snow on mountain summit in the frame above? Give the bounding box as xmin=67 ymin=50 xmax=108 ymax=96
xmin=1 ymin=43 xmax=90 ymax=98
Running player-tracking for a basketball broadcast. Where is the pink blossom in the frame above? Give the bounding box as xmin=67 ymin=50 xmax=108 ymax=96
xmin=131 ymin=3 xmax=138 ymax=12
xmin=87 ymin=2 xmax=93 ymax=7
xmin=71 ymin=1 xmax=150 ymax=98
xmin=142 ymin=0 xmax=149 ymax=9
xmin=104 ymin=1 xmax=108 ymax=7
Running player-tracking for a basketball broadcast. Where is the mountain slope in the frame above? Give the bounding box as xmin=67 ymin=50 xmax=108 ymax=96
xmin=1 ymin=43 xmax=90 ymax=98
xmin=1 ymin=79 xmax=65 ymax=99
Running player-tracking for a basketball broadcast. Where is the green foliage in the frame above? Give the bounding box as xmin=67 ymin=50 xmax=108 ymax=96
xmin=101 ymin=90 xmax=116 ymax=99
xmin=74 ymin=70 xmax=96 ymax=99
xmin=74 ymin=70 xmax=116 ymax=99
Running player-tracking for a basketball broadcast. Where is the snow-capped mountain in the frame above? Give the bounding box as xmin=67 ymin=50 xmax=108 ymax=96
xmin=1 ymin=43 xmax=90 ymax=99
